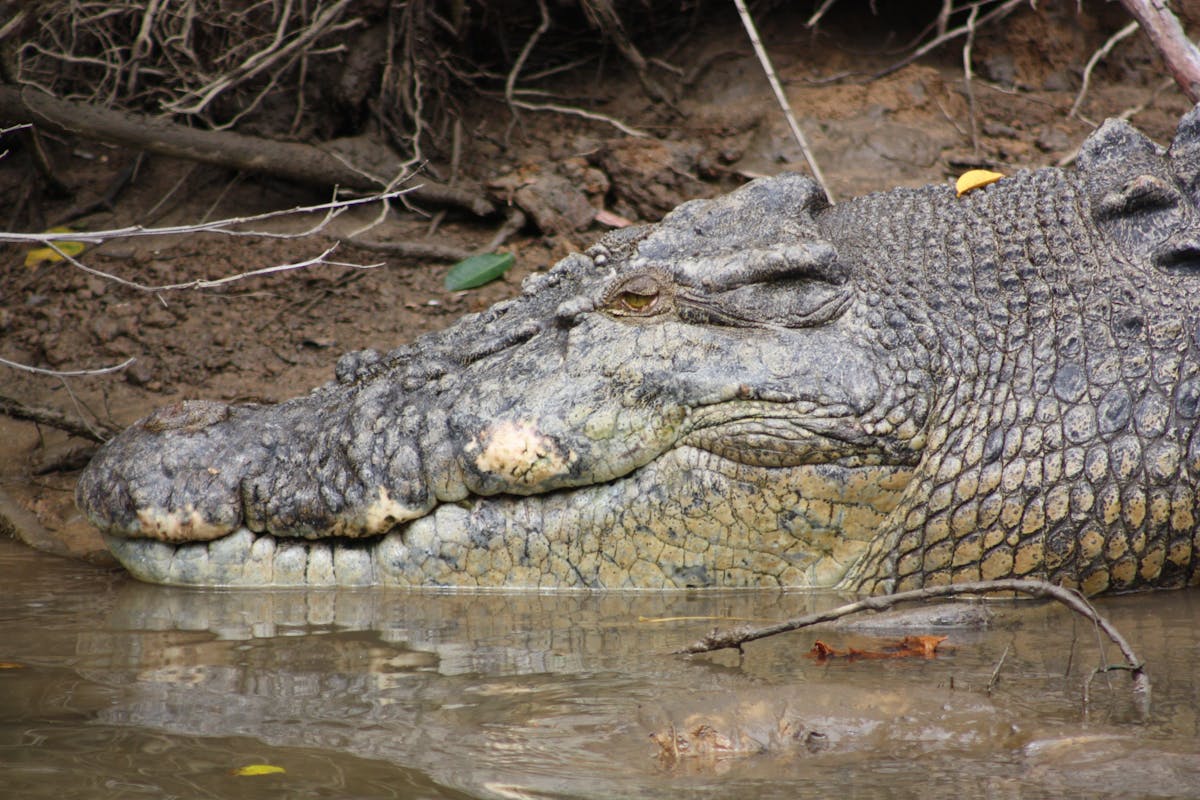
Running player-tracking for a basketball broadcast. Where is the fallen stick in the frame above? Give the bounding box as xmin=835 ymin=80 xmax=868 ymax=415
xmin=343 ymin=237 xmax=471 ymax=262
xmin=0 ymin=85 xmax=494 ymax=216
xmin=676 ymin=578 xmax=1149 ymax=712
xmin=0 ymin=393 xmax=122 ymax=442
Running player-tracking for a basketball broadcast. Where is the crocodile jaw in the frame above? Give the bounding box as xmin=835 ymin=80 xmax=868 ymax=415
xmin=101 ymin=451 xmax=912 ymax=588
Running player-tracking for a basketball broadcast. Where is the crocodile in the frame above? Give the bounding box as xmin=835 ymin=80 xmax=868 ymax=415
xmin=77 ymin=109 xmax=1200 ymax=593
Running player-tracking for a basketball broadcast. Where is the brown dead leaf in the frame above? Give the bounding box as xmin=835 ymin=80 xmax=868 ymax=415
xmin=808 ymin=635 xmax=949 ymax=662
xmin=898 ymin=635 xmax=949 ymax=658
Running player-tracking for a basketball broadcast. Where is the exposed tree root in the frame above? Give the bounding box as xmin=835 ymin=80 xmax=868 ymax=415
xmin=0 ymin=85 xmax=494 ymax=216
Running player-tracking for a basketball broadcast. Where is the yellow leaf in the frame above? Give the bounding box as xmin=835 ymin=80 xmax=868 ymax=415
xmin=231 ymin=764 xmax=286 ymax=776
xmin=25 ymin=226 xmax=87 ymax=268
xmin=955 ymin=169 xmax=1005 ymax=197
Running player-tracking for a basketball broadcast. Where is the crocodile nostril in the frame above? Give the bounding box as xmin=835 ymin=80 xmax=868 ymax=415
xmin=1154 ymin=242 xmax=1200 ymax=275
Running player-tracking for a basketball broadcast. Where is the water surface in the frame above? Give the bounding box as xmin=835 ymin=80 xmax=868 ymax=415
xmin=2 ymin=538 xmax=1198 ymax=799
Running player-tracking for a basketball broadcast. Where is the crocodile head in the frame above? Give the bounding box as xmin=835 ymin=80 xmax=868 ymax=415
xmin=77 ymin=108 xmax=1200 ymax=592
xmin=76 ymin=174 xmax=930 ymax=587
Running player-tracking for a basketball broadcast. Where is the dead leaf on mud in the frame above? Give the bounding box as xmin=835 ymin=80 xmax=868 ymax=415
xmin=808 ymin=635 xmax=949 ymax=662
xmin=23 ymin=227 xmax=86 ymax=267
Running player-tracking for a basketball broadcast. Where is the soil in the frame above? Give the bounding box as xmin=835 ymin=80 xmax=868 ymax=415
xmin=1 ymin=1 xmax=1196 ymax=567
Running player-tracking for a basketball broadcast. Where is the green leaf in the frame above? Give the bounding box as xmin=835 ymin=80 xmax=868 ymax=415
xmin=444 ymin=252 xmax=515 ymax=291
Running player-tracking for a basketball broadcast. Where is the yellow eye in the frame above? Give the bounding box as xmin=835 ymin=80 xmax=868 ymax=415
xmin=620 ymin=291 xmax=658 ymax=312
xmin=604 ymin=271 xmax=670 ymax=316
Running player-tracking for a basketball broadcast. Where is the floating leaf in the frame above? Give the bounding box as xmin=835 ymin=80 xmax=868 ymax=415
xmin=24 ymin=226 xmax=87 ymax=268
xmin=444 ymin=252 xmax=515 ymax=291
xmin=899 ymin=634 xmax=948 ymax=658
xmin=808 ymin=635 xmax=949 ymax=662
xmin=955 ymin=169 xmax=1005 ymax=197
xmin=231 ymin=764 xmax=286 ymax=776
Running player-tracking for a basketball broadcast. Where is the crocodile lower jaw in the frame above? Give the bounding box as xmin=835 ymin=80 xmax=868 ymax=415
xmin=101 ymin=452 xmax=914 ymax=589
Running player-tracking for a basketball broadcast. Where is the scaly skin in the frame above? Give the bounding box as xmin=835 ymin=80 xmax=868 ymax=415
xmin=77 ymin=109 xmax=1200 ymax=592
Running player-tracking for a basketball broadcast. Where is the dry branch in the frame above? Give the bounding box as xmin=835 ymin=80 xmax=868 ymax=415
xmin=0 ymin=354 xmax=135 ymax=379
xmin=676 ymin=578 xmax=1149 ymax=712
xmin=0 ymin=393 xmax=121 ymax=442
xmin=50 ymin=242 xmax=377 ymax=294
xmin=1071 ymin=20 xmax=1140 ymax=118
xmin=1 ymin=191 xmax=412 ymax=246
xmin=0 ymin=85 xmax=494 ymax=216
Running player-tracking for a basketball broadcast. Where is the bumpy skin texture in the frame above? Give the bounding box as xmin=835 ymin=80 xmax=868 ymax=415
xmin=77 ymin=109 xmax=1200 ymax=592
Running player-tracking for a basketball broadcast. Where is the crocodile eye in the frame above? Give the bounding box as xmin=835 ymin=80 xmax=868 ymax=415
xmin=604 ymin=272 xmax=672 ymax=317
xmin=619 ymin=290 xmax=658 ymax=312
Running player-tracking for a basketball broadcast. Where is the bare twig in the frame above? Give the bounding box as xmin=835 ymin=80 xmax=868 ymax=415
xmin=961 ymin=3 xmax=981 ymax=154
xmin=49 ymin=154 xmax=142 ymax=228
xmin=481 ymin=207 xmax=527 ymax=254
xmin=509 ymin=100 xmax=648 ymax=138
xmin=1118 ymin=0 xmax=1200 ymax=102
xmin=869 ymin=0 xmax=1026 ymax=82
xmin=676 ymin=578 xmax=1149 ymax=713
xmin=164 ymin=0 xmax=356 ymax=117
xmin=0 ymin=122 xmax=31 ymax=160
xmin=47 ymin=241 xmax=378 ymax=294
xmin=0 ymin=8 xmax=28 ymax=41
xmin=0 ymin=355 xmax=135 ymax=379
xmin=936 ymin=0 xmax=954 ymax=38
xmin=449 ymin=117 xmax=463 ymax=186
xmin=505 ymin=0 xmax=551 ymax=116
xmin=732 ymin=0 xmax=835 ymax=203
xmin=986 ymin=642 xmax=1010 ymax=695
xmin=55 ymin=377 xmax=111 ymax=443
xmin=0 ymin=190 xmax=413 ymax=245
xmin=1056 ymin=75 xmax=1175 ymax=167
xmin=578 ymin=0 xmax=671 ymax=104
xmin=1071 ymin=20 xmax=1140 ymax=118
xmin=805 ymin=0 xmax=839 ymax=28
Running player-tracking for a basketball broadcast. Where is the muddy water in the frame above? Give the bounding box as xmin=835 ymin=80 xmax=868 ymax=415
xmin=3 ymin=538 xmax=1199 ymax=799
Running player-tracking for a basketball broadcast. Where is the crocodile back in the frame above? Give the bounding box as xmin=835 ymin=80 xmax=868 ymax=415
xmin=820 ymin=135 xmax=1200 ymax=593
